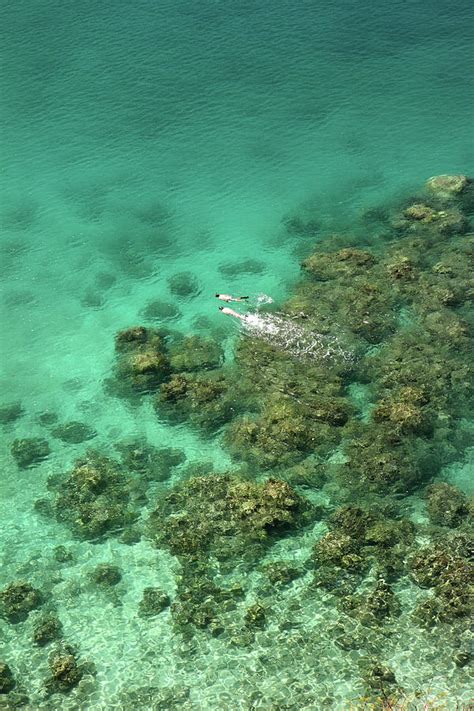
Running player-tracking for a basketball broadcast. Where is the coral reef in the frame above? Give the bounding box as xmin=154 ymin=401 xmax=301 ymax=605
xmin=425 ymin=482 xmax=470 ymax=527
xmin=372 ymin=388 xmax=433 ymax=435
xmin=313 ymin=503 xmax=415 ymax=595
xmin=226 ymin=397 xmax=341 ymax=469
xmin=302 ymin=248 xmax=376 ymax=281
xmin=170 ymin=562 xmax=243 ymax=633
xmin=342 ymin=421 xmax=433 ymax=492
xmin=49 ymin=451 xmax=141 ymax=541
xmin=111 ymin=326 xmax=171 ymax=396
xmin=168 ymin=335 xmax=223 ymax=372
xmin=409 ymin=537 xmax=473 ymax=624
xmin=359 ymin=658 xmax=400 ymax=704
xmin=244 ymin=602 xmax=267 ymax=628
xmin=340 ymin=579 xmax=400 ymax=624
xmin=150 ymin=473 xmax=311 ymax=558
xmin=262 ymin=561 xmax=301 ymax=586
xmin=148 ymin=472 xmax=311 ymax=632
xmin=78 ymin=172 xmax=472 ymax=699
xmin=157 ymin=371 xmax=235 ymax=430
xmin=115 ymin=439 xmax=186 ymax=482
xmin=110 ymin=325 xmax=229 ymax=428
xmin=425 ymin=174 xmax=470 ymax=200
xmin=395 ymin=202 xmax=468 ymax=236
xmin=46 ymin=646 xmax=84 ymax=693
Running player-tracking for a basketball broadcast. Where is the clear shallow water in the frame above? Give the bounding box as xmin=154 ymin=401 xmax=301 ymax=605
xmin=0 ymin=0 xmax=473 ymax=708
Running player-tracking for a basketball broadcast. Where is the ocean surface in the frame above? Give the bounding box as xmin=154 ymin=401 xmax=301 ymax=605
xmin=0 ymin=0 xmax=473 ymax=708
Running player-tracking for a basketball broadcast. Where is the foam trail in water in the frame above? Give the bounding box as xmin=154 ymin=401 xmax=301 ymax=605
xmin=255 ymin=293 xmax=274 ymax=306
xmin=242 ymin=312 xmax=353 ymax=364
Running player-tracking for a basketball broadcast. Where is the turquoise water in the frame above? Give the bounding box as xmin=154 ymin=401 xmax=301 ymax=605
xmin=0 ymin=0 xmax=473 ymax=707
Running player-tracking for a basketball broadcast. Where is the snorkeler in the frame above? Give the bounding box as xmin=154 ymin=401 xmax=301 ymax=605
xmin=219 ymin=306 xmax=273 ymax=329
xmin=218 ymin=306 xmax=246 ymax=319
xmin=215 ymin=294 xmax=249 ymax=303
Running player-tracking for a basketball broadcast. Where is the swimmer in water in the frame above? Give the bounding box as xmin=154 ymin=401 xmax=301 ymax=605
xmin=218 ymin=306 xmax=246 ymax=319
xmin=219 ymin=306 xmax=272 ymax=331
xmin=216 ymin=294 xmax=249 ymax=303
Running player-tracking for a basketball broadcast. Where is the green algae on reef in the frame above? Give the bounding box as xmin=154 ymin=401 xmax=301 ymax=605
xmin=45 ymin=451 xmax=143 ymax=541
xmin=4 ymin=175 xmax=473 ymax=708
xmin=147 ymin=473 xmax=314 ymax=633
xmin=141 ymin=174 xmax=473 ymax=704
xmin=107 ymin=175 xmax=473 ymax=650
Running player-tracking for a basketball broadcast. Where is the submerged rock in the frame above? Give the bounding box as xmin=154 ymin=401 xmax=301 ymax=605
xmin=0 ymin=662 xmax=15 ymax=693
xmin=141 ymin=299 xmax=181 ymax=322
xmin=0 ymin=580 xmax=43 ymax=623
xmin=90 ymin=564 xmax=122 ymax=587
xmin=10 ymin=437 xmax=50 ymax=468
xmin=425 ymin=482 xmax=470 ymax=527
xmin=426 ymin=174 xmax=469 ymax=199
xmin=138 ymin=587 xmax=171 ymax=617
xmin=33 ymin=615 xmax=63 ymax=646
xmin=116 ymin=440 xmax=185 ymax=482
xmin=150 ymin=473 xmax=312 ymax=558
xmin=409 ymin=539 xmax=473 ymax=622
xmin=169 ymin=335 xmax=224 ymax=372
xmin=37 ymin=411 xmax=59 ymax=426
xmin=218 ymin=258 xmax=265 ymax=277
xmin=51 ymin=421 xmax=97 ymax=444
xmin=167 ymin=271 xmax=201 ymax=298
xmin=51 ymin=451 xmax=140 ymax=541
xmin=53 ymin=545 xmax=74 ymax=564
xmin=283 ymin=215 xmax=320 ymax=237
xmin=0 ymin=402 xmax=23 ymax=424
xmin=112 ymin=326 xmax=171 ymax=395
xmin=46 ymin=646 xmax=83 ymax=693
xmin=157 ymin=371 xmax=234 ymax=430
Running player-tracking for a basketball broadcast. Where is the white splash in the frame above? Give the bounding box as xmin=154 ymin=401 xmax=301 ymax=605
xmin=242 ymin=312 xmax=352 ymax=364
xmin=255 ymin=293 xmax=274 ymax=306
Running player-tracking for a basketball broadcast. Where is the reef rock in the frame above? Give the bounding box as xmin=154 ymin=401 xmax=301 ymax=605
xmin=426 ymin=174 xmax=469 ymax=199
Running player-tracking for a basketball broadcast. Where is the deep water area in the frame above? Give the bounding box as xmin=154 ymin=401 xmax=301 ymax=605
xmin=0 ymin=0 xmax=473 ymax=708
